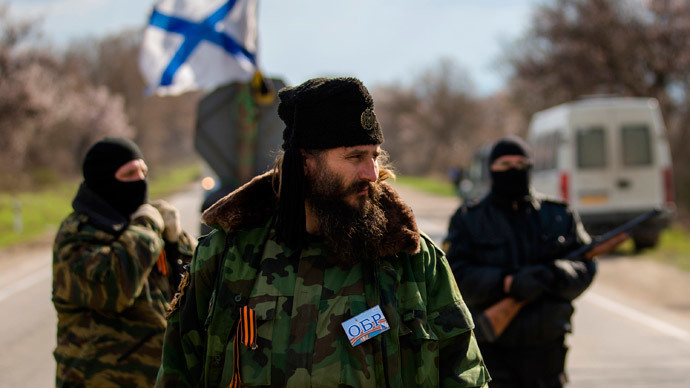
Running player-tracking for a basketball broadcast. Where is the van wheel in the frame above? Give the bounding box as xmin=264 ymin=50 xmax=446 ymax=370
xmin=633 ymin=233 xmax=659 ymax=251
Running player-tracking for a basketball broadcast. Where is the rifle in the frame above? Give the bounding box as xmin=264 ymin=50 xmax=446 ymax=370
xmin=475 ymin=208 xmax=662 ymax=342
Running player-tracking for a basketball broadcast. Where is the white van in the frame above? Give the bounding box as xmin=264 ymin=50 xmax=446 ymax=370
xmin=527 ymin=96 xmax=675 ymax=249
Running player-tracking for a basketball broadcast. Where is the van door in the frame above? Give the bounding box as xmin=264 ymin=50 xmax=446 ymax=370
xmin=571 ymin=108 xmax=615 ymax=213
xmin=572 ymin=107 xmax=660 ymax=214
xmin=610 ymin=107 xmax=661 ymax=209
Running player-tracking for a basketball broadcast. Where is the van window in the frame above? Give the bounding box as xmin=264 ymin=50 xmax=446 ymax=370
xmin=533 ymin=132 xmax=559 ymax=171
xmin=576 ymin=126 xmax=606 ymax=169
xmin=621 ymin=124 xmax=652 ymax=166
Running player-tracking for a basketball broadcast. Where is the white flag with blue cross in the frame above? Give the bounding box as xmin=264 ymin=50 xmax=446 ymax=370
xmin=139 ymin=0 xmax=259 ymax=96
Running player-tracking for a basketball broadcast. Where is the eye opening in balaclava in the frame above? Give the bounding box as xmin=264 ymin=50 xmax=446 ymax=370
xmin=488 ymin=135 xmax=532 ymax=200
xmin=82 ymin=137 xmax=148 ymax=217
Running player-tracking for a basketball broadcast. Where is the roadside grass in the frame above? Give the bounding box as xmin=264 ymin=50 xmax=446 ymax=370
xmin=394 ymin=175 xmax=457 ymax=197
xmin=643 ymin=226 xmax=690 ymax=272
xmin=147 ymin=163 xmax=202 ymax=199
xmin=611 ymin=225 xmax=690 ymax=272
xmin=0 ymin=163 xmax=202 ymax=250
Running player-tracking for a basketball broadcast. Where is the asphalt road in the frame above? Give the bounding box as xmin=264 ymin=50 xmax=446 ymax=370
xmin=0 ymin=184 xmax=204 ymax=388
xmin=1 ymin=182 xmax=690 ymax=387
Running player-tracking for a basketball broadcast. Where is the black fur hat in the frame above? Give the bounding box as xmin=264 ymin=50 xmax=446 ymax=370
xmin=278 ymin=77 xmax=383 ymax=150
xmin=276 ymin=77 xmax=384 ymax=248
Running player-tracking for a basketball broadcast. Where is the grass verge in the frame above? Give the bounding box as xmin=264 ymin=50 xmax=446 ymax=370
xmin=0 ymin=163 xmax=202 ymax=250
xmin=394 ymin=175 xmax=457 ymax=197
xmin=644 ymin=225 xmax=690 ymax=272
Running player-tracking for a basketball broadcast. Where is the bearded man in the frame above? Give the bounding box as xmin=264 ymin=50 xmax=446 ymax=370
xmin=155 ymin=77 xmax=490 ymax=387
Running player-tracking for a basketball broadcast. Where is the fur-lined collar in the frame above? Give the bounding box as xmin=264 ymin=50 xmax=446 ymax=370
xmin=202 ymin=171 xmax=420 ymax=257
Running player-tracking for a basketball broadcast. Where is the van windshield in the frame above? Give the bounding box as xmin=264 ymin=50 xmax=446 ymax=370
xmin=621 ymin=124 xmax=653 ymax=166
xmin=577 ymin=126 xmax=606 ymax=169
xmin=533 ymin=132 xmax=559 ymax=172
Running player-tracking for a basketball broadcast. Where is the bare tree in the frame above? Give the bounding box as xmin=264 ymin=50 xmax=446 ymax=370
xmin=375 ymin=59 xmax=493 ymax=175
xmin=0 ymin=5 xmax=133 ymax=189
xmin=504 ymin=0 xmax=690 ymax=207
xmin=64 ymin=30 xmax=201 ymax=169
xmin=374 ymin=58 xmax=519 ymax=177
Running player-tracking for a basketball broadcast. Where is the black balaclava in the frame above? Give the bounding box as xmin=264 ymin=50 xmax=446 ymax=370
xmin=82 ymin=137 xmax=147 ymax=217
xmin=276 ymin=77 xmax=384 ymax=249
xmin=488 ymin=135 xmax=531 ymax=201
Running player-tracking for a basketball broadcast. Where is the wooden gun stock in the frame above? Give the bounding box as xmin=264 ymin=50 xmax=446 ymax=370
xmin=477 ymin=297 xmax=527 ymax=342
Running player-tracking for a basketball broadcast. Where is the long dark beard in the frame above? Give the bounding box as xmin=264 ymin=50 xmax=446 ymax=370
xmin=306 ymin=169 xmax=388 ymax=268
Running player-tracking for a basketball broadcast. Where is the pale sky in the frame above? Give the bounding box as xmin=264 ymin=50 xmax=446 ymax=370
xmin=8 ymin=0 xmax=542 ymax=95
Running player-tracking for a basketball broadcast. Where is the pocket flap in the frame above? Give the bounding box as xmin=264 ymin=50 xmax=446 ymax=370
xmin=401 ymin=309 xmax=438 ymax=341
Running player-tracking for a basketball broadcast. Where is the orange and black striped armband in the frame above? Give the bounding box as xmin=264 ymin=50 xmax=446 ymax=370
xmin=228 ymin=305 xmax=258 ymax=388
xmin=156 ymin=249 xmax=169 ymax=276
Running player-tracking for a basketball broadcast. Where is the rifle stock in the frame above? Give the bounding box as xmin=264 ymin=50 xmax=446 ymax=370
xmin=479 ymin=208 xmax=661 ymax=342
xmin=476 ymin=297 xmax=526 ymax=342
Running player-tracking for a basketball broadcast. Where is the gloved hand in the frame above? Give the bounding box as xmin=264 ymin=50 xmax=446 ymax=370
xmin=150 ymin=199 xmax=181 ymax=243
xmin=131 ymin=203 xmax=165 ymax=233
xmin=508 ymin=265 xmax=554 ymax=302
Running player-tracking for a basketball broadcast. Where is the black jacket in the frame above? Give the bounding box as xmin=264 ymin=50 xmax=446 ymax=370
xmin=445 ymin=191 xmax=596 ymax=346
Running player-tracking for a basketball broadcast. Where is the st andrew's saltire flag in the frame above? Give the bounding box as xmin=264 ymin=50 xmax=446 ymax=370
xmin=139 ymin=0 xmax=259 ymax=95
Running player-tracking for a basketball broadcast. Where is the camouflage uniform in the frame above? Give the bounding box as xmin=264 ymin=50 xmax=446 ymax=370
xmin=156 ymin=172 xmax=490 ymax=387
xmin=52 ymin=183 xmax=195 ymax=388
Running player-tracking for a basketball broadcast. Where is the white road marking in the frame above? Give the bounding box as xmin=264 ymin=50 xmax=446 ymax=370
xmin=584 ymin=292 xmax=690 ymax=343
xmin=0 ymin=267 xmax=51 ymax=303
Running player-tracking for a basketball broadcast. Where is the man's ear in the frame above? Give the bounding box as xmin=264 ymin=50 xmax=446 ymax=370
xmin=302 ymin=150 xmax=315 ymax=175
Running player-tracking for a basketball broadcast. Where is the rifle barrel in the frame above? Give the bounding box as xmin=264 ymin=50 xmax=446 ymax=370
xmin=566 ymin=208 xmax=662 ymax=259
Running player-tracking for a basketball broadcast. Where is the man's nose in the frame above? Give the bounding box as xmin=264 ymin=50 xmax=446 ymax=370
xmin=360 ymin=158 xmax=378 ymax=182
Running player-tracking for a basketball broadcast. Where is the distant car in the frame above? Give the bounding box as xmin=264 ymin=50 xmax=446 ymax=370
xmin=526 ymin=96 xmax=675 ymax=250
xmin=457 ymin=144 xmax=492 ymax=203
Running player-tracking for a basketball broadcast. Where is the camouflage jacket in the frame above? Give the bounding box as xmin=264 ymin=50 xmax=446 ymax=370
xmin=156 ymin=172 xmax=490 ymax=388
xmin=52 ymin=183 xmax=195 ymax=388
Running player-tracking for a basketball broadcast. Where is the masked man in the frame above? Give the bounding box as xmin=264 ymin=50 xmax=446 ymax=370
xmin=156 ymin=77 xmax=490 ymax=387
xmin=444 ymin=136 xmax=596 ymax=388
xmin=52 ymin=137 xmax=195 ymax=387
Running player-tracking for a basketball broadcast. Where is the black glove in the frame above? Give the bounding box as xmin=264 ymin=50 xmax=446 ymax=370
xmin=509 ymin=265 xmax=554 ymax=302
